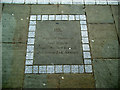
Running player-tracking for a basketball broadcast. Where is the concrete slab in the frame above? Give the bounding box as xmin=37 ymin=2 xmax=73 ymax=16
xmin=2 ymin=43 xmax=26 ymax=88
xmin=93 ymin=59 xmax=119 ymax=88
xmin=2 ymin=4 xmax=30 ymax=43
xmin=31 ymin=5 xmax=85 ymax=14
xmin=86 ymin=5 xmax=114 ymax=23
xmin=34 ymin=21 xmax=83 ymax=64
xmin=59 ymin=74 xmax=95 ymax=88
xmin=88 ymin=24 xmax=120 ymax=59
xmin=111 ymin=6 xmax=120 ymax=40
xmin=24 ymin=74 xmax=47 ymax=88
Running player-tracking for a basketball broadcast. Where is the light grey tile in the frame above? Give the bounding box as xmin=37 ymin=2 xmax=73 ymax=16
xmin=85 ymin=0 xmax=95 ymax=4
xmin=47 ymin=65 xmax=54 ymax=73
xmin=81 ymin=25 xmax=87 ymax=30
xmin=25 ymin=60 xmax=33 ymax=65
xmin=42 ymin=15 xmax=49 ymax=20
xmin=1 ymin=0 xmax=12 ymax=3
xmin=85 ymin=65 xmax=92 ymax=73
xmin=29 ymin=25 xmax=36 ymax=32
xmin=38 ymin=0 xmax=49 ymax=4
xmin=79 ymin=65 xmax=84 ymax=73
xmin=71 ymin=65 xmax=79 ymax=73
xmin=82 ymin=44 xmax=90 ymax=51
xmin=25 ymin=66 xmax=33 ymax=73
xmin=28 ymin=32 xmax=35 ymax=38
xmin=75 ymin=15 xmax=80 ymax=20
xmin=55 ymin=65 xmax=63 ymax=73
xmin=83 ymin=52 xmax=91 ymax=58
xmin=27 ymin=38 xmax=35 ymax=44
xmin=37 ymin=15 xmax=41 ymax=20
xmin=80 ymin=21 xmax=87 ymax=24
xmin=62 ymin=15 xmax=68 ymax=20
xmin=61 ymin=0 xmax=72 ymax=4
xmin=27 ymin=45 xmax=34 ymax=52
xmin=80 ymin=15 xmax=86 ymax=20
xmin=81 ymin=31 xmax=88 ymax=37
xmin=26 ymin=53 xmax=34 ymax=59
xmin=84 ymin=59 xmax=92 ymax=64
xmin=12 ymin=0 xmax=24 ymax=3
xmin=82 ymin=38 xmax=89 ymax=43
xmin=30 ymin=15 xmax=36 ymax=20
xmin=56 ymin=15 xmax=62 ymax=20
xmin=33 ymin=66 xmax=38 ymax=73
xmin=39 ymin=66 xmax=47 ymax=73
xmin=69 ymin=15 xmax=75 ymax=20
xmin=49 ymin=15 xmax=55 ymax=20
xmin=29 ymin=21 xmax=36 ymax=25
xmin=63 ymin=65 xmax=70 ymax=73
xmin=73 ymin=0 xmax=84 ymax=4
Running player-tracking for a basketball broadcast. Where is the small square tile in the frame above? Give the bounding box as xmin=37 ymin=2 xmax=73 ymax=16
xmin=49 ymin=15 xmax=55 ymax=20
xmin=81 ymin=31 xmax=88 ymax=37
xmin=27 ymin=38 xmax=35 ymax=44
xmin=107 ymin=0 xmax=118 ymax=5
xmin=71 ymin=65 xmax=78 ymax=73
xmin=39 ymin=66 xmax=46 ymax=73
xmin=13 ymin=0 xmax=24 ymax=3
xmin=29 ymin=25 xmax=36 ymax=32
xmin=47 ymin=65 xmax=54 ymax=73
xmin=96 ymin=0 xmax=107 ymax=4
xmin=61 ymin=0 xmax=72 ymax=4
xmin=84 ymin=59 xmax=92 ymax=64
xmin=73 ymin=0 xmax=84 ymax=4
xmin=26 ymin=53 xmax=34 ymax=59
xmin=27 ymin=45 xmax=34 ymax=52
xmin=25 ymin=66 xmax=32 ymax=73
xmin=37 ymin=15 xmax=41 ymax=20
xmin=42 ymin=15 xmax=49 ymax=20
xmin=29 ymin=21 xmax=36 ymax=25
xmin=85 ymin=65 xmax=92 ymax=73
xmin=56 ymin=15 xmax=62 ymax=20
xmin=83 ymin=52 xmax=91 ymax=58
xmin=81 ymin=25 xmax=87 ymax=30
xmin=75 ymin=15 xmax=80 ymax=20
xmin=2 ymin=0 xmax=12 ymax=3
xmin=55 ymin=65 xmax=63 ymax=73
xmin=38 ymin=0 xmax=49 ymax=4
xmin=62 ymin=15 xmax=68 ymax=20
xmin=28 ymin=32 xmax=35 ymax=38
xmin=25 ymin=60 xmax=33 ymax=65
xmin=25 ymin=0 xmax=37 ymax=4
xmin=82 ymin=38 xmax=89 ymax=43
xmin=79 ymin=65 xmax=84 ymax=73
xmin=82 ymin=44 xmax=90 ymax=51
xmin=63 ymin=65 xmax=70 ymax=73
xmin=80 ymin=21 xmax=87 ymax=24
xmin=80 ymin=15 xmax=86 ymax=20
xmin=85 ymin=0 xmax=95 ymax=4
xmin=33 ymin=66 xmax=38 ymax=73
xmin=30 ymin=15 xmax=36 ymax=20
xmin=69 ymin=15 xmax=75 ymax=20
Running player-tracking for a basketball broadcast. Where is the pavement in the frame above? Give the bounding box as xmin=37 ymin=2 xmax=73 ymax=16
xmin=1 ymin=3 xmax=120 ymax=88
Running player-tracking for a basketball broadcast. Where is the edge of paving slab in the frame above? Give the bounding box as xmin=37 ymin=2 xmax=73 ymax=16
xmin=0 ymin=3 xmax=2 ymax=90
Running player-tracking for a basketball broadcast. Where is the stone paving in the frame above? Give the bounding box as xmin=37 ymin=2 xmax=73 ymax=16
xmin=1 ymin=1 xmax=120 ymax=89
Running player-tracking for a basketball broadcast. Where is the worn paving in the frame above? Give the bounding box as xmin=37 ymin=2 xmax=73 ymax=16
xmin=2 ymin=4 xmax=120 ymax=88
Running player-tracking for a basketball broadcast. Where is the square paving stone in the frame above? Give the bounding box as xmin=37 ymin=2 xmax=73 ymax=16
xmin=34 ymin=21 xmax=83 ymax=64
xmin=88 ymin=24 xmax=120 ymax=59
xmin=2 ymin=43 xmax=26 ymax=88
xmin=24 ymin=74 xmax=47 ymax=88
xmin=111 ymin=6 xmax=120 ymax=39
xmin=31 ymin=5 xmax=84 ymax=14
xmin=59 ymin=74 xmax=95 ymax=88
xmin=86 ymin=5 xmax=114 ymax=23
xmin=2 ymin=4 xmax=30 ymax=43
xmin=93 ymin=59 xmax=119 ymax=88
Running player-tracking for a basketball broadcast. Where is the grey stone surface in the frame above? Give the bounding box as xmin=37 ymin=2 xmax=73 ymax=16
xmin=88 ymin=24 xmax=120 ymax=59
xmin=2 ymin=43 xmax=26 ymax=88
xmin=24 ymin=74 xmax=47 ymax=88
xmin=34 ymin=21 xmax=83 ymax=64
xmin=31 ymin=5 xmax=85 ymax=14
xmin=111 ymin=6 xmax=120 ymax=40
xmin=93 ymin=59 xmax=119 ymax=88
xmin=2 ymin=4 xmax=30 ymax=43
xmin=86 ymin=5 xmax=114 ymax=23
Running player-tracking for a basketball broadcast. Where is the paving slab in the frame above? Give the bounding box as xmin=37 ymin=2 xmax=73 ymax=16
xmin=59 ymin=74 xmax=95 ymax=88
xmin=2 ymin=43 xmax=26 ymax=88
xmin=88 ymin=24 xmax=120 ymax=59
xmin=31 ymin=5 xmax=85 ymax=14
xmin=24 ymin=74 xmax=47 ymax=88
xmin=86 ymin=5 xmax=114 ymax=23
xmin=2 ymin=4 xmax=30 ymax=43
xmin=34 ymin=21 xmax=83 ymax=64
xmin=111 ymin=5 xmax=120 ymax=40
xmin=93 ymin=59 xmax=119 ymax=88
